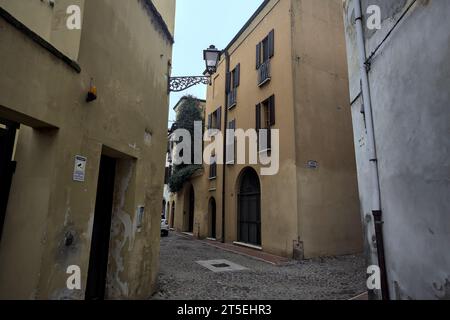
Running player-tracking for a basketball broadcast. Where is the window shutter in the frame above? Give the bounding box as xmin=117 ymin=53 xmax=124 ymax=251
xmin=269 ymin=95 xmax=276 ymax=126
xmin=217 ymin=107 xmax=222 ymax=130
xmin=268 ymin=29 xmax=275 ymax=58
xmin=256 ymin=104 xmax=261 ymax=130
xmin=227 ymin=119 xmax=236 ymax=165
xmin=235 ymin=64 xmax=240 ymax=87
xmin=256 ymin=42 xmax=261 ymax=69
xmin=225 ymin=72 xmax=231 ymax=94
xmin=227 ymin=119 xmax=236 ymax=131
xmin=207 ymin=113 xmax=212 ymax=129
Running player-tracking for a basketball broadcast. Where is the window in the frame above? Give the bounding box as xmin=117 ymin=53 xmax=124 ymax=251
xmin=226 ymin=119 xmax=236 ymax=165
xmin=209 ymin=155 xmax=217 ymax=179
xmin=256 ymin=30 xmax=274 ymax=86
xmin=207 ymin=107 xmax=222 ymax=131
xmin=256 ymin=95 xmax=275 ymax=152
xmin=226 ymin=64 xmax=240 ymax=109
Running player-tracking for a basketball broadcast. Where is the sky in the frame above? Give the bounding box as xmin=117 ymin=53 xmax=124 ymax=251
xmin=168 ymin=0 xmax=264 ymax=126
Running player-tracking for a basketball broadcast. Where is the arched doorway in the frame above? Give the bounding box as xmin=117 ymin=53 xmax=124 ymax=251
xmin=170 ymin=201 xmax=175 ymax=228
xmin=187 ymin=185 xmax=195 ymax=232
xmin=208 ymin=198 xmax=217 ymax=239
xmin=162 ymin=200 xmax=166 ymax=219
xmin=166 ymin=202 xmax=170 ymax=220
xmin=237 ymin=168 xmax=261 ymax=246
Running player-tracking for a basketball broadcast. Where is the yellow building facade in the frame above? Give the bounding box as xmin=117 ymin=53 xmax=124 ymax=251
xmin=171 ymin=0 xmax=363 ymax=259
xmin=0 ymin=0 xmax=175 ymax=299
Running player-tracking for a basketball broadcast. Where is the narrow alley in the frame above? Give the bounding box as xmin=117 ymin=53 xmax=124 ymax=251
xmin=153 ymin=233 xmax=366 ymax=300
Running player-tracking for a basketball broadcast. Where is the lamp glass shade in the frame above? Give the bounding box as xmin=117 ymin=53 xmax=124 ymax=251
xmin=203 ymin=45 xmax=220 ymax=74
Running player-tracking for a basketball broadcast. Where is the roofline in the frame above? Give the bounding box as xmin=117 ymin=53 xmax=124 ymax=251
xmin=141 ymin=0 xmax=174 ymax=44
xmin=221 ymin=0 xmax=271 ymax=57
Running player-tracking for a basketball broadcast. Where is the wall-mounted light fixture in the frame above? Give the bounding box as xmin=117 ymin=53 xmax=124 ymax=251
xmin=86 ymin=78 xmax=97 ymax=102
xmin=168 ymin=45 xmax=221 ymax=92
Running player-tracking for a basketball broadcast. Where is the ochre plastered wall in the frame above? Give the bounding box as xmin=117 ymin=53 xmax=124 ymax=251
xmin=0 ymin=0 xmax=173 ymax=299
xmin=151 ymin=0 xmax=176 ymax=36
xmin=173 ymin=0 xmax=362 ymax=259
xmin=0 ymin=0 xmax=85 ymax=60
xmin=291 ymin=0 xmax=363 ymax=258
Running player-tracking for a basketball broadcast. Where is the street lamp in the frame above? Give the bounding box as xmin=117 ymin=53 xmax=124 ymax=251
xmin=168 ymin=45 xmax=221 ymax=92
xmin=203 ymin=45 xmax=220 ymax=76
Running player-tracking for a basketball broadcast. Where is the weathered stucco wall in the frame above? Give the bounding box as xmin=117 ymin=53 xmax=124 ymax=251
xmin=0 ymin=0 xmax=85 ymax=60
xmin=344 ymin=0 xmax=450 ymax=299
xmin=151 ymin=0 xmax=176 ymax=36
xmin=0 ymin=0 xmax=173 ymax=299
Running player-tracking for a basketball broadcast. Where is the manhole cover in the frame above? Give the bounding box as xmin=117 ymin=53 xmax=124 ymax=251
xmin=196 ymin=259 xmax=248 ymax=273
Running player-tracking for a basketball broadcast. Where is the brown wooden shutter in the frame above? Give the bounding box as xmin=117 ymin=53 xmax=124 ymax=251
xmin=256 ymin=42 xmax=261 ymax=69
xmin=217 ymin=107 xmax=222 ymax=130
xmin=235 ymin=64 xmax=240 ymax=87
xmin=228 ymin=119 xmax=236 ymax=130
xmin=208 ymin=113 xmax=212 ymax=129
xmin=268 ymin=29 xmax=275 ymax=58
xmin=256 ymin=104 xmax=261 ymax=130
xmin=269 ymin=95 xmax=276 ymax=126
xmin=225 ymin=72 xmax=231 ymax=94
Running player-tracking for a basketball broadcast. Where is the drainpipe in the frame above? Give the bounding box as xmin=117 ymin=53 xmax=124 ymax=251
xmin=221 ymin=50 xmax=230 ymax=244
xmin=354 ymin=0 xmax=389 ymax=300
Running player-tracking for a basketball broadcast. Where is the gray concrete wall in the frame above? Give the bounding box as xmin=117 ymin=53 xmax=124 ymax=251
xmin=344 ymin=0 xmax=450 ymax=299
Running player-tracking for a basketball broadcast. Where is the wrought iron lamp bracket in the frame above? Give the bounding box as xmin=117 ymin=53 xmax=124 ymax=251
xmin=168 ymin=76 xmax=211 ymax=93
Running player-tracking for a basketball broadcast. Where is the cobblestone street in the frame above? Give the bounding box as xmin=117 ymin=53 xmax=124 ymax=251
xmin=152 ymin=233 xmax=366 ymax=300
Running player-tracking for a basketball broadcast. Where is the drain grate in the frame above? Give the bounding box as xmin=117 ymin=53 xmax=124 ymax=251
xmin=197 ymin=259 xmax=248 ymax=273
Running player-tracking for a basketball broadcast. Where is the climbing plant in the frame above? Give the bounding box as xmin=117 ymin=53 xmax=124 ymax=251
xmin=168 ymin=95 xmax=203 ymax=193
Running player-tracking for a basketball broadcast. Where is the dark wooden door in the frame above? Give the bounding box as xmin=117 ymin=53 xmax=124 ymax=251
xmin=170 ymin=202 xmax=175 ymax=228
xmin=209 ymin=198 xmax=216 ymax=239
xmin=238 ymin=169 xmax=261 ymax=246
xmin=188 ymin=185 xmax=194 ymax=232
xmin=0 ymin=119 xmax=18 ymax=242
xmin=85 ymin=155 xmax=116 ymax=300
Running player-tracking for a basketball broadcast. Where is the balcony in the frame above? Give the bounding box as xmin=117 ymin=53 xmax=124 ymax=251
xmin=257 ymin=60 xmax=271 ymax=87
xmin=209 ymin=162 xmax=217 ymax=180
xmin=227 ymin=89 xmax=237 ymax=109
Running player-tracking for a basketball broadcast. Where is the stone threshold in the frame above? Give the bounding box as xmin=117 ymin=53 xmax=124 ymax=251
xmin=233 ymin=241 xmax=263 ymax=251
xmin=349 ymin=292 xmax=369 ymax=300
xmin=204 ymin=239 xmax=290 ymax=266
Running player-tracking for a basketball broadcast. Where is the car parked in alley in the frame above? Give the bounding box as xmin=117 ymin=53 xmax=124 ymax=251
xmin=161 ymin=218 xmax=170 ymax=237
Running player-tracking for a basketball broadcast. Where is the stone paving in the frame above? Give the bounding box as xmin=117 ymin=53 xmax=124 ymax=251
xmin=152 ymin=232 xmax=367 ymax=300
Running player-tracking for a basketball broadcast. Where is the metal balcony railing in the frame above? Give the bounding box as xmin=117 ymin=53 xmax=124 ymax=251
xmin=227 ymin=89 xmax=237 ymax=108
xmin=257 ymin=60 xmax=271 ymax=86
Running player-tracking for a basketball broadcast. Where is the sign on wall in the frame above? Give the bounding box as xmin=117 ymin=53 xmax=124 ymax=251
xmin=73 ymin=155 xmax=87 ymax=182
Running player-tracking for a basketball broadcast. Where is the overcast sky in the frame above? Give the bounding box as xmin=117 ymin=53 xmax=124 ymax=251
xmin=168 ymin=0 xmax=264 ymax=126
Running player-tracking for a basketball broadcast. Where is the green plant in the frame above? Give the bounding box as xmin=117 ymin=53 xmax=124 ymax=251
xmin=168 ymin=95 xmax=203 ymax=192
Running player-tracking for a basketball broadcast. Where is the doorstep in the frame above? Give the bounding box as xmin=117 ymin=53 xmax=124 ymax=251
xmin=181 ymin=232 xmax=194 ymax=237
xmin=204 ymin=239 xmax=290 ymax=266
xmin=233 ymin=241 xmax=262 ymax=251
xmin=349 ymin=292 xmax=369 ymax=300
